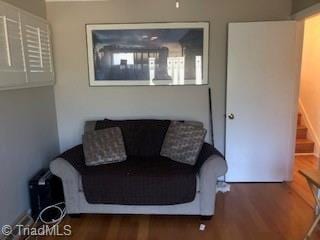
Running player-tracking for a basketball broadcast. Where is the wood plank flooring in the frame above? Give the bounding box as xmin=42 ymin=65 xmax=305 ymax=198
xmin=288 ymin=155 xmax=319 ymax=207
xmin=41 ymin=156 xmax=320 ymax=240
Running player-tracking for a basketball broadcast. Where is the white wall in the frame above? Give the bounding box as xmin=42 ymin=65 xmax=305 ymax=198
xmin=47 ymin=0 xmax=292 ymax=153
xmin=0 ymin=0 xmax=59 ymax=228
xmin=300 ymin=14 xmax=320 ymax=156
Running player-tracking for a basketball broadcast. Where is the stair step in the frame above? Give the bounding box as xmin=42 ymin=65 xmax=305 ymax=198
xmin=297 ymin=113 xmax=302 ymax=126
xmin=296 ymin=126 xmax=308 ymax=139
xmin=295 ymin=139 xmax=315 ymax=153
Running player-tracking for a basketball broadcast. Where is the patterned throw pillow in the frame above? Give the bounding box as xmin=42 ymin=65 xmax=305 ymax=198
xmin=160 ymin=121 xmax=207 ymax=166
xmin=83 ymin=127 xmax=127 ymax=166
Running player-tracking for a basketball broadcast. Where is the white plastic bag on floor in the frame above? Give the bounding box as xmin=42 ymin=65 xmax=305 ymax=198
xmin=216 ymin=181 xmax=231 ymax=193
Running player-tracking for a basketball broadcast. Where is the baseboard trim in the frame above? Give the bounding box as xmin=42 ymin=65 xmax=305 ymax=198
xmin=0 ymin=210 xmax=33 ymax=240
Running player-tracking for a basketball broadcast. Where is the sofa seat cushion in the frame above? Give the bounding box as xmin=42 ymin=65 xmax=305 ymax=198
xmin=80 ymin=156 xmax=197 ymax=205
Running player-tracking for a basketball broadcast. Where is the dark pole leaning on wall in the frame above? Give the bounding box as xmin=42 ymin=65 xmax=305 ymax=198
xmin=209 ymin=88 xmax=227 ymax=182
xmin=208 ymin=88 xmax=214 ymax=146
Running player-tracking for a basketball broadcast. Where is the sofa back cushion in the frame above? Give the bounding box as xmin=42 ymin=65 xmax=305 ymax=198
xmin=95 ymin=119 xmax=171 ymax=157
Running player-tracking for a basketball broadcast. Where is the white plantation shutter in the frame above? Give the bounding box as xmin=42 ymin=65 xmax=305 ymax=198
xmin=21 ymin=12 xmax=54 ymax=84
xmin=0 ymin=0 xmax=54 ymax=90
xmin=0 ymin=3 xmax=26 ymax=87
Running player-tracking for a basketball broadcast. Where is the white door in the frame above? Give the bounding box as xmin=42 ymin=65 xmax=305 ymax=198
xmin=226 ymin=21 xmax=299 ymax=182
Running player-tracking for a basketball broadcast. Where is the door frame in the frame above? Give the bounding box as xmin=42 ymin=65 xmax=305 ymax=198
xmin=288 ymin=8 xmax=320 ymax=179
xmin=287 ymin=19 xmax=304 ymax=181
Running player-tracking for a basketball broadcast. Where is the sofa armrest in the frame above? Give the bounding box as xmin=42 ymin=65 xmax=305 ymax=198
xmin=194 ymin=143 xmax=224 ymax=172
xmin=199 ymin=154 xmax=227 ymax=216
xmin=50 ymin=158 xmax=81 ymax=214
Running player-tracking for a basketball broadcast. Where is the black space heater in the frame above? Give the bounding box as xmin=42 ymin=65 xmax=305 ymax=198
xmin=29 ymin=169 xmax=64 ymax=221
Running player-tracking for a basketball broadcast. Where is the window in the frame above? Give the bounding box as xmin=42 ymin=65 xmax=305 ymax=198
xmin=0 ymin=3 xmax=26 ymax=87
xmin=21 ymin=12 xmax=54 ymax=84
xmin=0 ymin=1 xmax=54 ymax=90
xmin=167 ymin=57 xmax=185 ymax=85
xmin=113 ymin=53 xmax=134 ymax=65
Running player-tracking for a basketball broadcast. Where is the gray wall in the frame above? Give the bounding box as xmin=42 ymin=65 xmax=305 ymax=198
xmin=47 ymin=0 xmax=292 ymax=154
xmin=292 ymin=0 xmax=320 ymax=13
xmin=2 ymin=0 xmax=46 ymax=18
xmin=0 ymin=0 xmax=59 ymax=228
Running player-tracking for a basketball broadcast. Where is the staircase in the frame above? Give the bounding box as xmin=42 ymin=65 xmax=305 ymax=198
xmin=295 ymin=113 xmax=315 ymax=154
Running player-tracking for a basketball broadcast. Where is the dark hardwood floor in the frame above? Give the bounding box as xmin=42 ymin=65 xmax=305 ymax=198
xmin=41 ymin=156 xmax=320 ymax=240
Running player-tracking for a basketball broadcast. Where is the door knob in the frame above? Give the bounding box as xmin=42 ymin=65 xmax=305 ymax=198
xmin=228 ymin=113 xmax=235 ymax=120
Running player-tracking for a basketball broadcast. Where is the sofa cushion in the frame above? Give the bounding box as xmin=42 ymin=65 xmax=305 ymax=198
xmin=80 ymin=156 xmax=196 ymax=205
xmin=160 ymin=121 xmax=207 ymax=165
xmin=95 ymin=119 xmax=170 ymax=157
xmin=83 ymin=127 xmax=127 ymax=166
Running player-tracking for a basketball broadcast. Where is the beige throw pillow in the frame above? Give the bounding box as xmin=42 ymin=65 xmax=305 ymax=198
xmin=160 ymin=121 xmax=207 ymax=165
xmin=83 ymin=127 xmax=127 ymax=166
